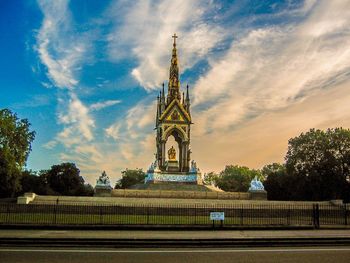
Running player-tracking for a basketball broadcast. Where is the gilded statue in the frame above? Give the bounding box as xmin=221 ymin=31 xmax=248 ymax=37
xmin=168 ymin=146 xmax=176 ymax=160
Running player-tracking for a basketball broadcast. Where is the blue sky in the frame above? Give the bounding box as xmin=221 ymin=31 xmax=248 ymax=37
xmin=1 ymin=0 xmax=350 ymax=185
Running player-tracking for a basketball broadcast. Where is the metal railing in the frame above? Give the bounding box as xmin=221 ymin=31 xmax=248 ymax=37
xmin=0 ymin=203 xmax=348 ymax=228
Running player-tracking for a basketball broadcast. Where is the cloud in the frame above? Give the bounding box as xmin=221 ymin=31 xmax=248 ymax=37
xmin=90 ymin=100 xmax=121 ymax=111
xmin=57 ymin=93 xmax=95 ymax=144
xmin=34 ymin=0 xmax=350 ymax=185
xmin=191 ymin=81 xmax=350 ymax=172
xmin=192 ymin=0 xmax=350 ymax=135
xmin=36 ymin=0 xmax=91 ymax=89
xmin=108 ymin=0 xmax=226 ymax=90
xmin=12 ymin=94 xmax=51 ymax=109
xmin=43 ymin=140 xmax=57 ymax=150
xmin=105 ymin=122 xmax=121 ymax=140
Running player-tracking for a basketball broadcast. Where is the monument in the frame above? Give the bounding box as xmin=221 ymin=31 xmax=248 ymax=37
xmin=248 ymin=176 xmax=267 ymax=200
xmin=145 ymin=34 xmax=202 ymax=185
xmin=94 ymin=171 xmax=112 ymax=196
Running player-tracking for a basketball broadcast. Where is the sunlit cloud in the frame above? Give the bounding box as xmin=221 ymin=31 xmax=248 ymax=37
xmin=32 ymin=0 xmax=350 ymax=185
xmin=108 ymin=0 xmax=226 ymax=90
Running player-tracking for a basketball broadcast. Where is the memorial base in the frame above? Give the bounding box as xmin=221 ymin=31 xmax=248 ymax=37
xmin=166 ymin=160 xmax=179 ymax=172
xmin=146 ymin=171 xmax=202 ymax=185
xmin=248 ymin=190 xmax=267 ymax=200
xmin=94 ymin=185 xmax=112 ymax=197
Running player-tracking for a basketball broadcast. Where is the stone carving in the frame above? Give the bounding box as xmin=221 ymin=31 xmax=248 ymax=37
xmin=168 ymin=146 xmax=176 ymax=160
xmin=146 ymin=172 xmax=197 ymax=183
xmin=171 ymin=110 xmax=179 ymax=120
xmin=249 ymin=176 xmax=265 ymax=191
xmin=96 ymin=171 xmax=111 ymax=188
xmin=190 ymin=160 xmax=199 ymax=173
xmin=148 ymin=158 xmax=158 ymax=173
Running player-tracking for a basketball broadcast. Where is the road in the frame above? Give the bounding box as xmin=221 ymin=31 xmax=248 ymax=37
xmin=1 ymin=247 xmax=350 ymax=263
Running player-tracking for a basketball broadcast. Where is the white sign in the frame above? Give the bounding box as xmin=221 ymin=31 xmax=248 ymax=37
xmin=210 ymin=212 xmax=225 ymax=221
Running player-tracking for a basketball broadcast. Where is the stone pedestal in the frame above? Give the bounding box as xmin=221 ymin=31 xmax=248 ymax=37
xmin=94 ymin=185 xmax=112 ymax=197
xmin=145 ymin=170 xmax=202 ymax=185
xmin=167 ymin=160 xmax=179 ymax=172
xmin=249 ymin=190 xmax=267 ymax=200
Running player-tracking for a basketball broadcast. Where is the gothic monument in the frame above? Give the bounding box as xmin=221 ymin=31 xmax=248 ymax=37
xmin=146 ymin=34 xmax=202 ymax=184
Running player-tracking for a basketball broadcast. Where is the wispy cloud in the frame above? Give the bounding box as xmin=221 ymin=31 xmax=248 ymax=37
xmin=57 ymin=93 xmax=95 ymax=142
xmin=36 ymin=0 xmax=90 ymax=89
xmin=108 ymin=0 xmax=226 ymax=90
xmin=192 ymin=0 xmax=350 ymax=135
xmin=34 ymin=0 xmax=350 ymax=185
xmin=90 ymin=100 xmax=121 ymax=111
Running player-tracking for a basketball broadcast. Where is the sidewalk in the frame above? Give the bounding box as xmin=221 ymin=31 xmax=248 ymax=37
xmin=1 ymin=229 xmax=350 ymax=247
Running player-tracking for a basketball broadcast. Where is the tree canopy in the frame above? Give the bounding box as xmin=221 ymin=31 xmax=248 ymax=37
xmin=264 ymin=128 xmax=350 ymax=201
xmin=0 ymin=109 xmax=35 ymax=197
xmin=115 ymin=168 xmax=145 ymax=189
xmin=40 ymin=163 xmax=93 ymax=196
xmin=215 ymin=165 xmax=261 ymax=192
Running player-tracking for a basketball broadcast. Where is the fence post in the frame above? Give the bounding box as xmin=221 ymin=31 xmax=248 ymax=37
xmin=344 ymin=204 xmax=348 ymax=226
xmin=99 ymin=206 xmax=103 ymax=225
xmin=147 ymin=206 xmax=149 ymax=225
xmin=287 ymin=207 xmax=291 ymax=226
xmin=6 ymin=203 xmax=10 ymax=224
xmin=313 ymin=204 xmax=320 ymax=229
xmin=54 ymin=199 xmax=58 ymax=225
xmin=240 ymin=206 xmax=243 ymax=226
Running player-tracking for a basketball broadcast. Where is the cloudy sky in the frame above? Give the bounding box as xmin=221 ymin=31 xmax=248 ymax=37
xmin=1 ymin=0 xmax=350 ymax=185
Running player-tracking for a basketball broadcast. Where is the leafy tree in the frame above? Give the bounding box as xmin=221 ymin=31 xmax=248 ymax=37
xmin=0 ymin=109 xmax=35 ymax=197
xmin=42 ymin=162 xmax=93 ymax=196
xmin=285 ymin=128 xmax=350 ymax=201
xmin=262 ymin=163 xmax=291 ymax=200
xmin=203 ymin=171 xmax=219 ymax=185
xmin=215 ymin=165 xmax=261 ymax=192
xmin=115 ymin=168 xmax=145 ymax=189
xmin=20 ymin=170 xmax=52 ymax=195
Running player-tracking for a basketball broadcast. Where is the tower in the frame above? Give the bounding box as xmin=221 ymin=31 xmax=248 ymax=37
xmin=146 ymin=34 xmax=200 ymax=184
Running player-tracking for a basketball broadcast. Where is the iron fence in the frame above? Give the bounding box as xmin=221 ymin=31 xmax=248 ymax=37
xmin=0 ymin=203 xmax=348 ymax=228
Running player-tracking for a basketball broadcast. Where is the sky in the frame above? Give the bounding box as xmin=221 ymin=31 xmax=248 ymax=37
xmin=1 ymin=0 xmax=350 ymax=185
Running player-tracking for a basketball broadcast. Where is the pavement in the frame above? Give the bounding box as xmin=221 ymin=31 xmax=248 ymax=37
xmin=1 ymin=229 xmax=350 ymax=247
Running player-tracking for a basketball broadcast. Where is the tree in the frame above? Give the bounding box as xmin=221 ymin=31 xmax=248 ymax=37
xmin=262 ymin=163 xmax=291 ymax=200
xmin=20 ymin=170 xmax=52 ymax=195
xmin=0 ymin=109 xmax=35 ymax=197
xmin=215 ymin=165 xmax=261 ymax=192
xmin=42 ymin=162 xmax=93 ymax=196
xmin=285 ymin=128 xmax=350 ymax=201
xmin=115 ymin=168 xmax=145 ymax=189
xmin=203 ymin=171 xmax=219 ymax=185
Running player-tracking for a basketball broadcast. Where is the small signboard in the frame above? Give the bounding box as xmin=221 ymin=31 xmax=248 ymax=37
xmin=210 ymin=212 xmax=225 ymax=221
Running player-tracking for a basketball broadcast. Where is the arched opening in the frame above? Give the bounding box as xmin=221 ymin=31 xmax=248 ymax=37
xmin=165 ymin=135 xmax=179 ymax=162
xmin=161 ymin=127 xmax=189 ymax=173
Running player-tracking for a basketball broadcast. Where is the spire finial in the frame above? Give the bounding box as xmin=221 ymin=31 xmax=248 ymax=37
xmin=167 ymin=34 xmax=181 ymax=103
xmin=172 ymin=33 xmax=178 ymax=46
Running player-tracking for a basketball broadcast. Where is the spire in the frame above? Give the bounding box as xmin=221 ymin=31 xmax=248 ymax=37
xmin=185 ymin=84 xmax=191 ymax=114
xmin=167 ymin=33 xmax=181 ymax=104
xmin=186 ymin=84 xmax=190 ymax=101
xmin=156 ymin=93 xmax=160 ymax=125
xmin=161 ymin=83 xmax=166 ymax=112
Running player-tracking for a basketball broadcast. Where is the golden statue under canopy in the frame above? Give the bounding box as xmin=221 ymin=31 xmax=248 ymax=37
xmin=168 ymin=146 xmax=176 ymax=160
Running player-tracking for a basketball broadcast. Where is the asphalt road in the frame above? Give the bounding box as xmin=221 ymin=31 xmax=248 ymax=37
xmin=1 ymin=247 xmax=350 ymax=263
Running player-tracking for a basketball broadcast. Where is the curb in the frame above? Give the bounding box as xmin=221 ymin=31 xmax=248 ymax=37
xmin=2 ymin=237 xmax=350 ymax=248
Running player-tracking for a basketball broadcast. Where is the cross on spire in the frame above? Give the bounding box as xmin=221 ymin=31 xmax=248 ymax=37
xmin=172 ymin=33 xmax=178 ymax=46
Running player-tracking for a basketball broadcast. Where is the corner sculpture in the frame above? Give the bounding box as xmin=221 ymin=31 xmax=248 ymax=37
xmin=249 ymin=176 xmax=265 ymax=191
xmin=95 ymin=171 xmax=112 ymax=196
